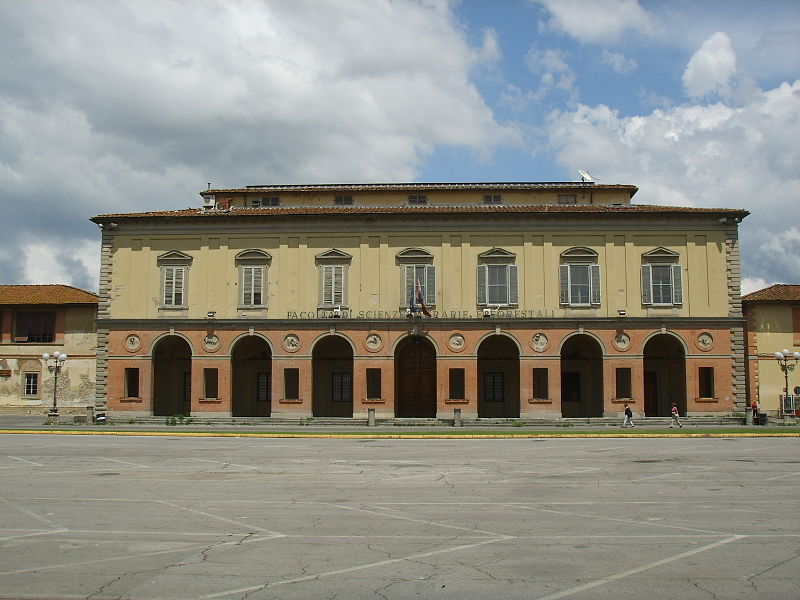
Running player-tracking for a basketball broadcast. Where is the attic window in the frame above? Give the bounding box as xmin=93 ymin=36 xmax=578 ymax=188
xmin=334 ymin=196 xmax=353 ymax=205
xmin=408 ymin=195 xmax=427 ymax=205
xmin=483 ymin=194 xmax=502 ymax=204
xmin=558 ymin=194 xmax=577 ymax=204
xmin=251 ymin=197 xmax=280 ymax=207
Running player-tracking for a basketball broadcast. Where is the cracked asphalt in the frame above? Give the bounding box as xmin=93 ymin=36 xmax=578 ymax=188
xmin=1 ymin=434 xmax=798 ymax=599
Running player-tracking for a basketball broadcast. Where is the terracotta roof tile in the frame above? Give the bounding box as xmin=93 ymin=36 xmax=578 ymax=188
xmin=742 ymin=284 xmax=800 ymax=302
xmin=203 ymin=182 xmax=638 ymax=195
xmin=0 ymin=285 xmax=99 ymax=305
xmin=92 ymin=204 xmax=749 ymax=221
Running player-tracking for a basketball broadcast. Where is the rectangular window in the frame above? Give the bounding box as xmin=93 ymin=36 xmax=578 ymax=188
xmin=257 ymin=372 xmax=271 ymax=402
xmin=449 ymin=368 xmax=465 ymax=400
xmin=408 ymin=194 xmax=427 ymax=205
xmin=477 ymin=264 xmax=519 ymax=306
xmin=14 ymin=312 xmax=55 ymax=343
xmin=331 ymin=372 xmax=352 ymax=403
xmin=163 ymin=266 xmax=186 ymax=306
xmin=366 ymin=368 xmax=381 ymax=399
xmin=483 ymin=194 xmax=502 ymax=204
xmin=334 ymin=195 xmax=353 ymax=205
xmin=484 ymin=372 xmax=504 ymax=403
xmin=699 ymin=367 xmax=715 ymax=398
xmin=251 ymin=197 xmax=280 ymax=207
xmin=533 ymin=368 xmax=548 ymax=399
xmin=124 ymin=368 xmax=140 ymax=398
xmin=615 ymin=368 xmax=632 ymax=399
xmin=403 ymin=264 xmax=436 ymax=305
xmin=240 ymin=265 xmax=264 ymax=306
xmin=321 ymin=265 xmax=345 ymax=306
xmin=23 ymin=373 xmax=39 ymax=397
xmin=642 ymin=264 xmax=683 ymax=305
xmin=558 ymin=194 xmax=577 ymax=204
xmin=560 ymin=264 xmax=601 ymax=306
xmin=284 ymin=368 xmax=300 ymax=400
xmin=204 ymin=368 xmax=218 ymax=399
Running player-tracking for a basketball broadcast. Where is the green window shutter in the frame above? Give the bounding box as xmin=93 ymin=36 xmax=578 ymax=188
xmin=671 ymin=264 xmax=683 ymax=305
xmin=590 ymin=264 xmax=601 ymax=305
xmin=425 ymin=265 xmax=436 ymax=304
xmin=559 ymin=264 xmax=569 ymax=305
xmin=477 ymin=265 xmax=487 ymax=305
xmin=508 ymin=265 xmax=518 ymax=305
xmin=641 ymin=265 xmax=652 ymax=304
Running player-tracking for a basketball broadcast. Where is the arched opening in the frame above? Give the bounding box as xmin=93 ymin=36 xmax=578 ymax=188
xmin=560 ymin=335 xmax=603 ymax=418
xmin=152 ymin=336 xmax=191 ymax=416
xmin=477 ymin=335 xmax=520 ymax=418
xmin=312 ymin=336 xmax=354 ymax=417
xmin=231 ymin=336 xmax=272 ymax=417
xmin=643 ymin=334 xmax=686 ymax=416
xmin=395 ymin=336 xmax=437 ymax=418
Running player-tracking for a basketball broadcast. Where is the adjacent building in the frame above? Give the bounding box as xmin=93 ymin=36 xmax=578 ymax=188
xmin=0 ymin=285 xmax=98 ymax=413
xmin=91 ymin=182 xmax=748 ymax=420
xmin=743 ymin=284 xmax=800 ymax=416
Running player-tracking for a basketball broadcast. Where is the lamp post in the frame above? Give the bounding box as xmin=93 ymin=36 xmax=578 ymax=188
xmin=42 ymin=351 xmax=67 ymax=417
xmin=773 ymin=349 xmax=800 ymax=416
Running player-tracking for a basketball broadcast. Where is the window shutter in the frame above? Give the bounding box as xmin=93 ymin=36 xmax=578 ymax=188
xmin=163 ymin=268 xmax=174 ymax=305
xmin=641 ymin=265 xmax=652 ymax=304
xmin=253 ymin=266 xmax=263 ymax=305
xmin=671 ymin=264 xmax=683 ymax=304
xmin=508 ymin=265 xmax=518 ymax=305
xmin=590 ymin=264 xmax=601 ymax=305
xmin=322 ymin=266 xmax=333 ymax=305
xmin=337 ymin=266 xmax=346 ymax=305
xmin=241 ymin=266 xmax=253 ymax=305
xmin=404 ymin=265 xmax=415 ymax=305
xmin=477 ymin=265 xmax=487 ymax=305
xmin=425 ymin=265 xmax=436 ymax=304
xmin=559 ymin=264 xmax=569 ymax=305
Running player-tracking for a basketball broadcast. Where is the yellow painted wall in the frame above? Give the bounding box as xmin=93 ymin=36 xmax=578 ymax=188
xmin=753 ymin=304 xmax=800 ymax=411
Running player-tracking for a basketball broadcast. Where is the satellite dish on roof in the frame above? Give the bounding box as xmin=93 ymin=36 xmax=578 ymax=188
xmin=578 ymin=170 xmax=594 ymax=182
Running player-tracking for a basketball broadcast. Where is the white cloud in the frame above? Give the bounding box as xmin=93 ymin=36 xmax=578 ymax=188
xmin=682 ymin=32 xmax=738 ymax=100
xmin=525 ymin=47 xmax=578 ymax=104
xmin=741 ymin=277 xmax=770 ymax=296
xmin=0 ymin=0 xmax=517 ymax=289
xmin=600 ymin=50 xmax=637 ymax=74
xmin=545 ymin=79 xmax=800 ymax=284
xmin=534 ymin=0 xmax=658 ymax=44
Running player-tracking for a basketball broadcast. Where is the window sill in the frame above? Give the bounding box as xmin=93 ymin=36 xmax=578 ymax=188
xmin=528 ymin=398 xmax=552 ymax=404
xmin=362 ymin=398 xmax=386 ymax=404
xmin=444 ymin=398 xmax=469 ymax=404
xmin=279 ymin=398 xmax=303 ymax=404
xmin=199 ymin=398 xmax=221 ymax=404
xmin=120 ymin=397 xmax=142 ymax=403
xmin=611 ymin=398 xmax=633 ymax=404
xmin=695 ymin=397 xmax=718 ymax=403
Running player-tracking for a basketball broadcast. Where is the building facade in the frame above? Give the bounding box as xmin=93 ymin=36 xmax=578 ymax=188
xmin=743 ymin=284 xmax=800 ymax=416
xmin=0 ymin=285 xmax=98 ymax=413
xmin=92 ymin=182 xmax=748 ymax=420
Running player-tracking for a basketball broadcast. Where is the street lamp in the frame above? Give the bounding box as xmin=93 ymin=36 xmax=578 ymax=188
xmin=774 ymin=349 xmax=800 ymax=415
xmin=42 ymin=351 xmax=68 ymax=417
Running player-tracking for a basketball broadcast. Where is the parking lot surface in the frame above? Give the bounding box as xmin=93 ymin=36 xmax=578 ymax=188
xmin=1 ymin=433 xmax=798 ymax=599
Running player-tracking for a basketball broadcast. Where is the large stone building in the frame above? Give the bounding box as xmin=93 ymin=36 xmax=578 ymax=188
xmin=0 ymin=285 xmax=98 ymax=413
xmin=743 ymin=284 xmax=800 ymax=417
xmin=91 ymin=181 xmax=748 ymax=421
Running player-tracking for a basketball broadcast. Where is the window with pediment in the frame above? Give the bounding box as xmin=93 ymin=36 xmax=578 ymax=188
xmin=235 ymin=250 xmax=271 ymax=307
xmin=397 ymin=248 xmax=436 ymax=307
xmin=316 ymin=249 xmax=352 ymax=308
xmin=157 ymin=251 xmax=193 ymax=308
xmin=477 ymin=248 xmax=518 ymax=307
xmin=560 ymin=247 xmax=600 ymax=307
xmin=641 ymin=248 xmax=683 ymax=306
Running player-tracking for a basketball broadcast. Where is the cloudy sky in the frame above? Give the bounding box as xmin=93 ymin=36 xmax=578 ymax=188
xmin=1 ymin=0 xmax=798 ymax=294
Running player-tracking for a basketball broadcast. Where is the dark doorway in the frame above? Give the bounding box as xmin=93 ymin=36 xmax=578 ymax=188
xmin=312 ymin=336 xmax=354 ymax=417
xmin=395 ymin=336 xmax=437 ymax=418
xmin=231 ymin=336 xmax=272 ymax=417
xmin=152 ymin=336 xmax=192 ymax=416
xmin=477 ymin=335 xmax=520 ymax=418
xmin=560 ymin=335 xmax=603 ymax=417
xmin=643 ymin=334 xmax=686 ymax=416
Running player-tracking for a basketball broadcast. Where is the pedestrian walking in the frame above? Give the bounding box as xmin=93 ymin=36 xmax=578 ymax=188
xmin=623 ymin=403 xmax=635 ymax=428
xmin=670 ymin=402 xmax=682 ymax=428
xmin=751 ymin=399 xmax=759 ymax=424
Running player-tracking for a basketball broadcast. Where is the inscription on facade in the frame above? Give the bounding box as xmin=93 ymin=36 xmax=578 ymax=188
xmin=286 ymin=309 xmax=560 ymax=319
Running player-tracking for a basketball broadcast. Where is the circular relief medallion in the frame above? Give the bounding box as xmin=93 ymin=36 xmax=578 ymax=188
xmin=283 ymin=334 xmax=301 ymax=353
xmin=124 ymin=334 xmax=141 ymax=352
xmin=696 ymin=332 xmax=714 ymax=352
xmin=203 ymin=333 xmax=221 ymax=352
xmin=531 ymin=332 xmax=549 ymax=353
xmin=613 ymin=332 xmax=632 ymax=352
xmin=448 ymin=333 xmax=466 ymax=352
xmin=364 ymin=333 xmax=383 ymax=352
